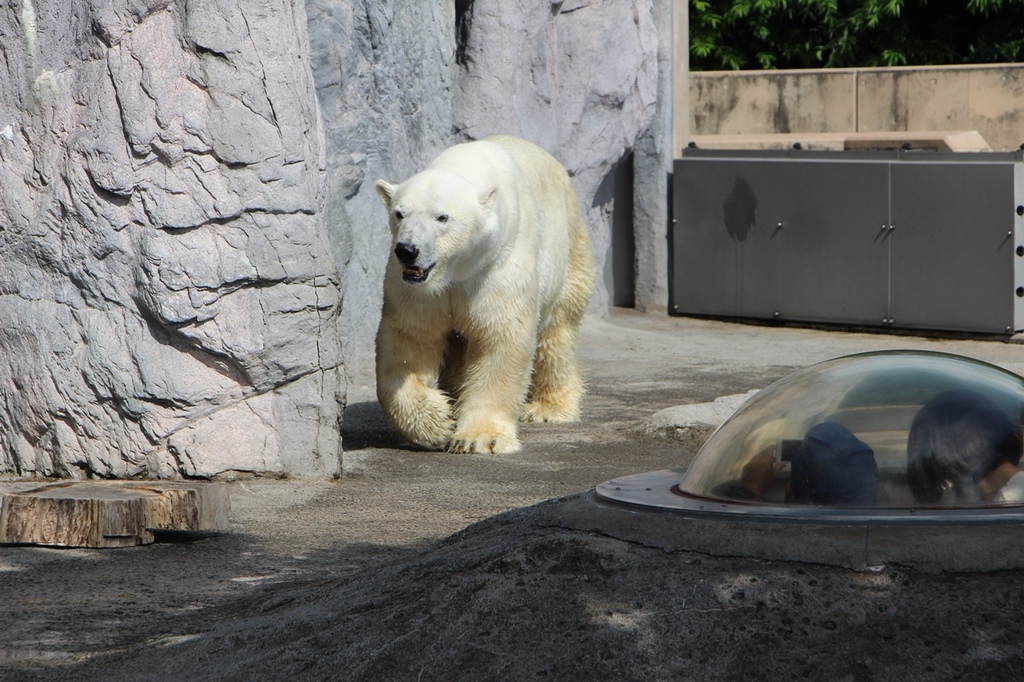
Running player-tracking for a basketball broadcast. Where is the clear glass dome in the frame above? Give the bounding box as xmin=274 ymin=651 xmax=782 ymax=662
xmin=679 ymin=351 xmax=1024 ymax=508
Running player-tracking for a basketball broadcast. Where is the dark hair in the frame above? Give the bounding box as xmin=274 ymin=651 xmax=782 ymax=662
xmin=790 ymin=422 xmax=878 ymax=505
xmin=907 ymin=389 xmax=1023 ymax=503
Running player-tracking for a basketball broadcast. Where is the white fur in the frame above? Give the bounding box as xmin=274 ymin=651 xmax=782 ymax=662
xmin=374 ymin=135 xmax=594 ymax=454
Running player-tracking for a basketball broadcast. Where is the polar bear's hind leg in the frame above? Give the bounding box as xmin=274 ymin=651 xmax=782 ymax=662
xmin=522 ymin=320 xmax=585 ymax=423
xmin=523 ymin=213 xmax=594 ymax=424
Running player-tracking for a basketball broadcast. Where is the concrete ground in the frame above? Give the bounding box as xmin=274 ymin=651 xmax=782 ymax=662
xmin=3 ymin=309 xmax=1024 ymax=680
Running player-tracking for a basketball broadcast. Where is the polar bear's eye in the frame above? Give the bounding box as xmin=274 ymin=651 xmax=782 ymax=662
xmin=436 ymin=214 xmax=449 ymax=223
xmin=394 ymin=210 xmax=404 ymax=221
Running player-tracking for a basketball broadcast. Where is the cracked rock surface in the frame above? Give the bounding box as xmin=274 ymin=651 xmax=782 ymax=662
xmin=453 ymin=0 xmax=660 ymax=313
xmin=0 ymin=0 xmax=343 ymax=478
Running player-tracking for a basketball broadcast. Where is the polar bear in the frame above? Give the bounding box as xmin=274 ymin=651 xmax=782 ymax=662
xmin=374 ymin=135 xmax=595 ymax=454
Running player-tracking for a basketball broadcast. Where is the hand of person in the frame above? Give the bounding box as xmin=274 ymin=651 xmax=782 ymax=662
xmin=978 ymin=460 xmax=1021 ymax=501
xmin=741 ymin=445 xmax=786 ymax=499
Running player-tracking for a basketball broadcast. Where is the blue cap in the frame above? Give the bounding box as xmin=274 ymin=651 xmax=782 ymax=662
xmin=791 ymin=422 xmax=878 ymax=505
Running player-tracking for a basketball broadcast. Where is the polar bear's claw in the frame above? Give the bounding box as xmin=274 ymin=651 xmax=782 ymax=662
xmin=448 ymin=430 xmax=520 ymax=454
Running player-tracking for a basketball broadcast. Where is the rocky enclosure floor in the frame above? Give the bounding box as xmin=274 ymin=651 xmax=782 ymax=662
xmin=3 ymin=310 xmax=1024 ymax=680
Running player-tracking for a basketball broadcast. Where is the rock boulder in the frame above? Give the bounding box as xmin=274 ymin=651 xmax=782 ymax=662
xmin=0 ymin=0 xmax=343 ymax=478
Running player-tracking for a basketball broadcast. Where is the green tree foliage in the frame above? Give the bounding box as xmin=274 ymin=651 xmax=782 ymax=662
xmin=690 ymin=0 xmax=1024 ymax=70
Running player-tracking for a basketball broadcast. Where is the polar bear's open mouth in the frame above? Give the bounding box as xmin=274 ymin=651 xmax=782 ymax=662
xmin=402 ymin=264 xmax=434 ymax=283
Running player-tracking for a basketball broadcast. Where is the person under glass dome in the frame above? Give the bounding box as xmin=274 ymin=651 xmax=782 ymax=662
xmin=907 ymin=389 xmax=1024 ymax=504
xmin=734 ymin=422 xmax=879 ymax=505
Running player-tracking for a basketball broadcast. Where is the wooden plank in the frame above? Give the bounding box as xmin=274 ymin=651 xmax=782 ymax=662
xmin=0 ymin=481 xmax=230 ymax=548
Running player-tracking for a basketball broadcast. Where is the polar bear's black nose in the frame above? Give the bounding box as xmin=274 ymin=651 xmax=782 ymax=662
xmin=395 ymin=241 xmax=419 ymax=265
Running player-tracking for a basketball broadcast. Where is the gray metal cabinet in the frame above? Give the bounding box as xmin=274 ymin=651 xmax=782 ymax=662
xmin=672 ymin=149 xmax=1024 ymax=335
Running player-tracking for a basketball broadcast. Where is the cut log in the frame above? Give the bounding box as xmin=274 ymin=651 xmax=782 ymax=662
xmin=116 ymin=481 xmax=230 ymax=533
xmin=0 ymin=484 xmax=150 ymax=548
xmin=0 ymin=481 xmax=230 ymax=548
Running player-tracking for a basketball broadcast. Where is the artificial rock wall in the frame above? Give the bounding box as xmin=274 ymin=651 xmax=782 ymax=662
xmin=306 ymin=1 xmax=457 ymax=379
xmin=0 ymin=0 xmax=667 ymax=478
xmin=453 ymin=0 xmax=663 ymax=314
xmin=0 ymin=0 xmax=343 ymax=478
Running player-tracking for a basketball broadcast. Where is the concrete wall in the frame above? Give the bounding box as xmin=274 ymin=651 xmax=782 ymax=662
xmin=689 ymin=64 xmax=1024 ymax=152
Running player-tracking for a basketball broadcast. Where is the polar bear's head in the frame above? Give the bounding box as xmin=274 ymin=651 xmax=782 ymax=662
xmin=376 ymin=169 xmax=498 ymax=291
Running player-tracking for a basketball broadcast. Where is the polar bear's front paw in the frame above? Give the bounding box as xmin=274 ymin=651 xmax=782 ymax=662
xmin=448 ymin=421 xmax=520 ymax=454
xmin=412 ymin=398 xmax=456 ymax=450
xmin=385 ymin=387 xmax=455 ymax=450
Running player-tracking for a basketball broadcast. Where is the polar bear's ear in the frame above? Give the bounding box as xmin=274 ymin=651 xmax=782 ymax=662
xmin=375 ymin=180 xmax=396 ymax=208
xmin=478 ymin=184 xmax=498 ymax=211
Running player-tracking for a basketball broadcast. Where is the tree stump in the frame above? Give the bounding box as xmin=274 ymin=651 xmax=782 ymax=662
xmin=0 ymin=481 xmax=230 ymax=548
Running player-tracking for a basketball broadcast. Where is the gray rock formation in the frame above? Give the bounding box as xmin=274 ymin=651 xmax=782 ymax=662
xmin=632 ymin=0 xmax=674 ymax=313
xmin=453 ymin=0 xmax=661 ymax=313
xmin=639 ymin=391 xmax=761 ymax=451
xmin=306 ymin=1 xmax=455 ymax=380
xmin=0 ymin=0 xmax=343 ymax=478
